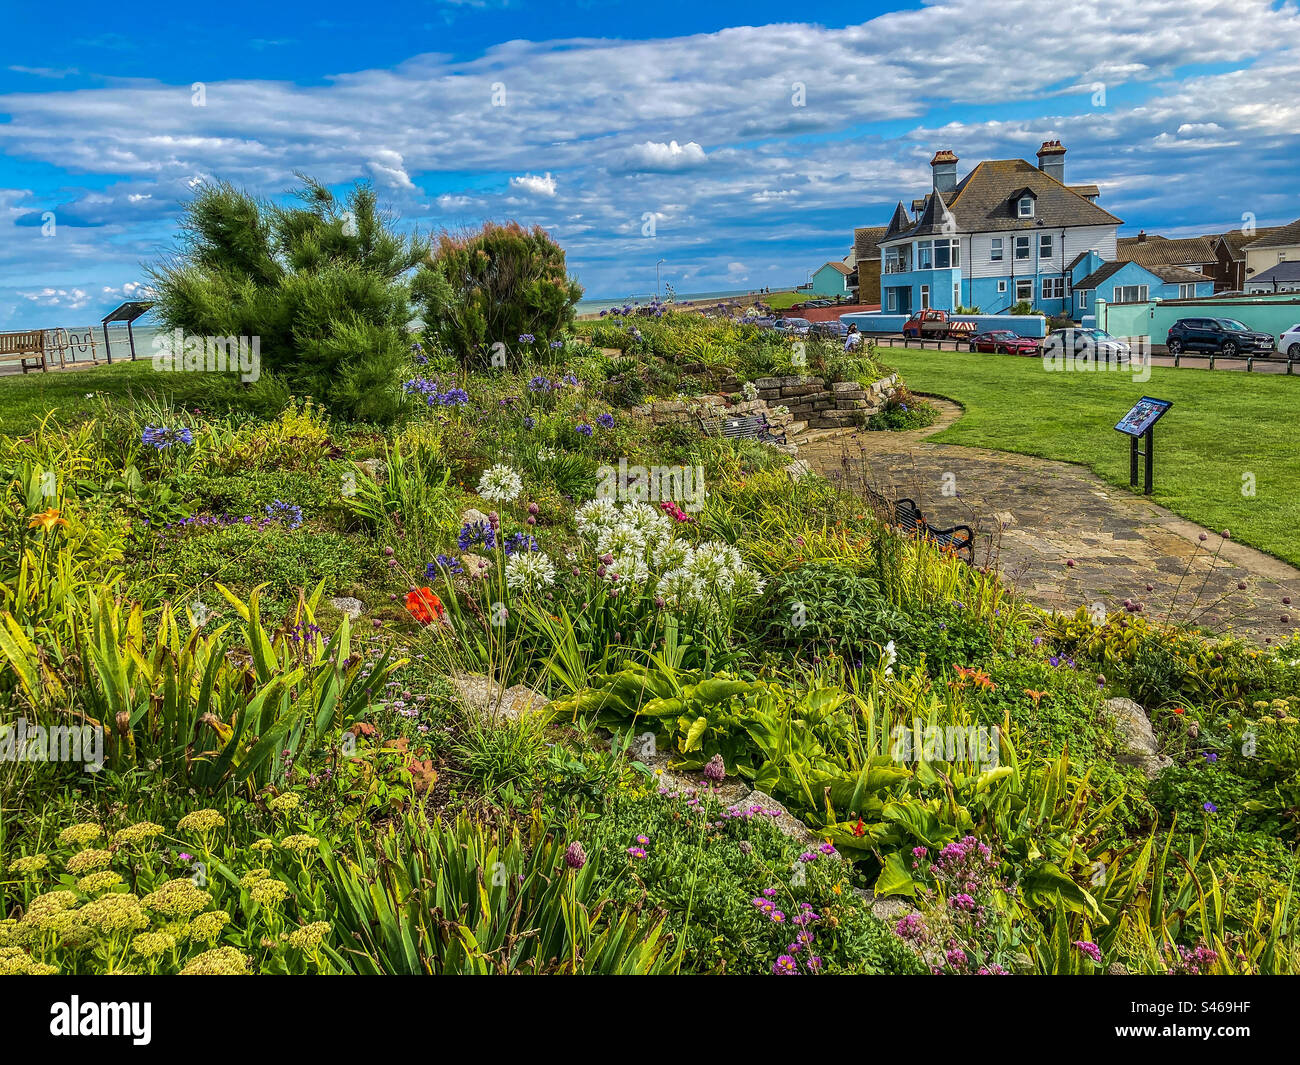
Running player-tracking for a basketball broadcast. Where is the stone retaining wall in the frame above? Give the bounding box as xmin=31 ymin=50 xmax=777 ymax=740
xmin=637 ymin=374 xmax=900 ymax=450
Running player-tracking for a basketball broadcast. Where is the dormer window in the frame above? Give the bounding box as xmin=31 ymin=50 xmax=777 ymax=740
xmin=1017 ymin=196 xmax=1035 ymax=218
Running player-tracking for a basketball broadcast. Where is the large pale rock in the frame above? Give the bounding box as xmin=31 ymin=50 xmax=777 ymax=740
xmin=1103 ymin=697 xmax=1172 ymax=778
xmin=736 ymin=789 xmax=820 ymax=846
xmin=327 ymin=596 xmax=365 ymax=620
xmin=450 ymin=673 xmax=552 ymax=724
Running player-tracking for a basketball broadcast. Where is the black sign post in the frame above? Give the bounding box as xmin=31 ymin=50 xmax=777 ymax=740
xmin=1114 ymin=397 xmax=1172 ymax=495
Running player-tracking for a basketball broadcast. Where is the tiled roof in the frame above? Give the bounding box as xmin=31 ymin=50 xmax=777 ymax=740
xmin=821 ymin=261 xmax=853 ymax=276
xmin=947 ymin=159 xmax=1120 ymax=231
xmin=1219 ymin=226 xmax=1281 ymax=259
xmin=1076 ymin=260 xmax=1210 ymax=290
xmin=883 ymin=158 xmax=1120 ymax=241
xmin=1246 ymin=218 xmax=1300 ymax=250
xmin=1147 ymin=264 xmax=1210 ymax=283
xmin=1248 ymin=260 xmax=1300 ymax=284
xmin=1117 ymin=234 xmax=1218 ymax=267
xmin=1074 ymin=261 xmax=1128 ymax=291
xmin=1068 ymin=184 xmax=1100 ymax=198
xmin=853 ymin=225 xmax=887 ymax=263
xmin=883 ymin=202 xmax=911 ymax=240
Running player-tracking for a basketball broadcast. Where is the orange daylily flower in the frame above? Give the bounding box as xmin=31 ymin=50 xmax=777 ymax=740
xmin=27 ymin=508 xmax=67 ymax=532
xmin=952 ymin=664 xmax=997 ymax=691
xmin=1024 ymin=689 xmax=1047 ymax=707
xmin=404 ymin=587 xmax=447 ymax=626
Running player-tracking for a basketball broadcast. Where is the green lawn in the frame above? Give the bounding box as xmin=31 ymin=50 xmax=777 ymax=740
xmin=877 ymin=346 xmax=1300 ymax=567
xmin=0 ymin=362 xmax=217 ymax=437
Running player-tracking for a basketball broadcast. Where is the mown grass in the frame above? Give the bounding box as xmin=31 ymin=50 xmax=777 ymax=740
xmin=0 ymin=362 xmax=221 ymax=437
xmin=877 ymin=346 xmax=1300 ymax=566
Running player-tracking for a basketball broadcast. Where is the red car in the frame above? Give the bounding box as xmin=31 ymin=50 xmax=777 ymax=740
xmin=968 ymin=330 xmax=1040 ymax=355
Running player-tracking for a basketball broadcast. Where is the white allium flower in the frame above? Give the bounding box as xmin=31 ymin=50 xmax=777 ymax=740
xmin=687 ymin=542 xmax=738 ymax=592
xmin=607 ymin=553 xmax=650 ymax=587
xmin=730 ymin=567 xmax=766 ymax=598
xmin=576 ymin=498 xmax=619 ymax=536
xmin=622 ymin=502 xmax=670 ymax=534
xmin=478 ymin=464 xmax=523 ymax=504
xmin=597 ymin=521 xmax=647 ymax=559
xmin=505 ymin=551 xmax=556 ymax=593
xmin=882 ymin=639 xmax=897 ymax=676
xmin=656 ymin=567 xmax=707 ymax=609
xmin=657 ymin=538 xmax=690 ymax=572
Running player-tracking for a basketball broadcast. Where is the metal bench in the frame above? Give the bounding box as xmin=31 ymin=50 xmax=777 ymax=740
xmin=700 ymin=411 xmax=787 ymax=445
xmin=0 ymin=331 xmax=49 ymax=374
xmin=865 ymin=488 xmax=974 ymax=563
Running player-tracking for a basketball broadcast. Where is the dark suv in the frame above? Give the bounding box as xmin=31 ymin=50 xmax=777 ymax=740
xmin=1166 ymin=318 xmax=1276 ymax=357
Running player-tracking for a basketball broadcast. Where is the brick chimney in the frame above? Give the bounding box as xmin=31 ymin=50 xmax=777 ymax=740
xmin=1036 ymin=140 xmax=1066 ymax=184
xmin=1137 ymin=229 xmax=1147 ymax=242
xmin=930 ymin=149 xmax=958 ymax=197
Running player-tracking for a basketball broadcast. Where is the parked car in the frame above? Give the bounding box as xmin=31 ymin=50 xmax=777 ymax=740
xmin=809 ymin=320 xmax=848 ymax=338
xmin=1278 ymin=323 xmax=1300 ymax=358
xmin=774 ymin=317 xmax=812 ymax=336
xmin=968 ymin=330 xmax=1041 ymax=355
xmin=803 ymin=299 xmax=834 ymax=308
xmin=1165 ymin=317 xmax=1276 ymax=356
xmin=1042 ymin=327 xmax=1131 ymax=362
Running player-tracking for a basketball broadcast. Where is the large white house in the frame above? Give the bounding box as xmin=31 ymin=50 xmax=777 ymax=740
xmin=876 ymin=143 xmax=1121 ymax=317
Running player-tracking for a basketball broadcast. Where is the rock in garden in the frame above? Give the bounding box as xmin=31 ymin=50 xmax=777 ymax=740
xmin=1102 ymin=697 xmax=1173 ymax=779
xmin=327 ymin=596 xmax=365 ymax=620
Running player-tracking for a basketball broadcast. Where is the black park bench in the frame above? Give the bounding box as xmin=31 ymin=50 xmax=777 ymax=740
xmin=865 ymin=488 xmax=975 ymax=563
xmin=699 ymin=411 xmax=787 ymax=445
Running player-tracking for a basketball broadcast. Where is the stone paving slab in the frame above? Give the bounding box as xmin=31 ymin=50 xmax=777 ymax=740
xmin=800 ymin=399 xmax=1300 ymax=645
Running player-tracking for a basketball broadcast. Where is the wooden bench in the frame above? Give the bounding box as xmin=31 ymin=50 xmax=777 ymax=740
xmin=700 ymin=411 xmax=787 ymax=445
xmin=0 ymin=331 xmax=48 ymax=374
xmin=865 ymin=488 xmax=975 ymax=563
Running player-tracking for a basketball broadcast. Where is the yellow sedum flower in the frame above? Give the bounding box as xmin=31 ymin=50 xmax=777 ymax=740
xmin=111 ymin=822 xmax=165 ymax=848
xmin=267 ymin=793 xmax=301 ymax=813
xmin=79 ymin=893 xmax=148 ymax=935
xmin=58 ymin=823 xmax=104 ymax=847
xmin=180 ymin=946 xmax=249 ymax=975
xmin=249 ymin=879 xmax=290 ymax=908
xmin=23 ymin=891 xmax=78 ymax=923
xmin=132 ymin=931 xmax=178 ymax=958
xmin=251 ymin=838 xmax=275 ymax=853
xmin=8 ymin=854 xmax=50 ymax=875
xmin=141 ymin=878 xmax=212 ymax=919
xmin=0 ymin=945 xmax=58 ymax=975
xmin=66 ymin=849 xmax=113 ymax=875
xmin=287 ymin=921 xmax=331 ymax=952
xmin=176 ymin=810 xmax=226 ymax=834
xmin=280 ymin=834 xmax=319 ymax=854
xmin=186 ymin=909 xmax=230 ymax=944
xmin=77 ymin=871 xmax=123 ymax=894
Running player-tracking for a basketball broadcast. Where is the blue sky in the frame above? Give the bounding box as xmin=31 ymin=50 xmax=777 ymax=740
xmin=2 ymin=0 xmax=1299 ymax=327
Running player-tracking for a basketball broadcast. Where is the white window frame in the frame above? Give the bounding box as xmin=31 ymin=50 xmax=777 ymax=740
xmin=917 ymin=240 xmax=933 ymax=270
xmin=1078 ymin=290 xmax=1089 ymax=308
xmin=1015 ymin=235 xmax=1031 ymax=260
xmin=920 ymin=285 xmax=930 ymax=309
xmin=1018 ymin=196 xmax=1034 ymax=218
xmin=1112 ymin=285 xmax=1149 ymax=303
xmin=990 ymin=237 xmax=1004 ymax=262
xmin=1015 ymin=279 xmax=1033 ymax=302
xmin=1178 ymin=283 xmax=1196 ymax=299
xmin=997 ymin=280 xmax=1007 ymax=294
xmin=1039 ymin=234 xmax=1054 ymax=259
xmin=886 ymin=289 xmax=897 ymax=311
xmin=1042 ymin=277 xmax=1064 ymax=300
xmin=953 ymin=282 xmax=961 ymax=308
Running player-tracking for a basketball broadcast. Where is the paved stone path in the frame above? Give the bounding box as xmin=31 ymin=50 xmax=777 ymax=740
xmin=800 ymin=399 xmax=1300 ymax=645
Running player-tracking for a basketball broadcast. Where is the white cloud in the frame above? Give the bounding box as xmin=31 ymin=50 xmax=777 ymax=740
xmin=509 ymin=172 xmax=557 ymax=197
xmin=622 ymin=140 xmax=709 ymax=171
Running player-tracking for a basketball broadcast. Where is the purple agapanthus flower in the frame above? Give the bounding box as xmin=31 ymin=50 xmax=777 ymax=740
xmin=596 ymin=412 xmax=615 ymax=429
xmin=142 ymin=425 xmax=194 ymax=450
xmin=457 ymin=520 xmax=496 ymax=552
xmin=575 ymin=423 xmax=593 ymax=437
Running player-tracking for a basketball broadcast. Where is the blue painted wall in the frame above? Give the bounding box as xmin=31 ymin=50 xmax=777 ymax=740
xmin=809 ymin=264 xmax=851 ymax=297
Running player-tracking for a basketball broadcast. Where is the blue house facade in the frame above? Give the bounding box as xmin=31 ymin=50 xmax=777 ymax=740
xmin=1070 ymin=258 xmax=1214 ymax=317
xmin=876 ymin=143 xmax=1122 ymax=318
xmin=808 ymin=261 xmax=853 ymax=298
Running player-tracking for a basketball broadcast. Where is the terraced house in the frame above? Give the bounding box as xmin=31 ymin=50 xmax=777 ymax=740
xmin=875 ymin=142 xmax=1121 ymax=317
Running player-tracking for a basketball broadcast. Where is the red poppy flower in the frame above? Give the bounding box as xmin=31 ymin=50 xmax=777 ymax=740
xmin=405 ymin=587 xmax=446 ymax=626
xmin=1172 ymin=707 xmax=1185 ymax=715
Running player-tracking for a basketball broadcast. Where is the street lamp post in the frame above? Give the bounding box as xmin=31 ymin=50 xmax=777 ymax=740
xmin=656 ymin=259 xmax=666 ymax=298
